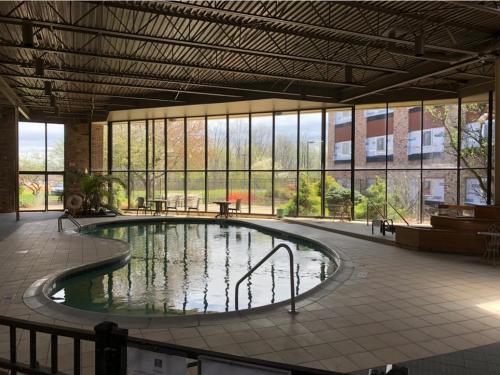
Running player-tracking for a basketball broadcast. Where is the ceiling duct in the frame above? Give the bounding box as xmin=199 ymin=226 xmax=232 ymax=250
xmin=22 ymin=22 xmax=33 ymax=47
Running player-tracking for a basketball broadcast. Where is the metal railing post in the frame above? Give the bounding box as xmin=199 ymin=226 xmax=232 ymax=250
xmin=235 ymin=243 xmax=296 ymax=314
xmin=94 ymin=322 xmax=128 ymax=375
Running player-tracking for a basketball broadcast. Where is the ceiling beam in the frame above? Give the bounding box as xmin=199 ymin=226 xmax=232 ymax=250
xmin=334 ymin=1 xmax=495 ymax=34
xmin=0 ymin=15 xmax=406 ymax=74
xmin=12 ymin=85 xmax=187 ymax=104
xmin=0 ymin=43 xmax=361 ymax=90
xmin=448 ymin=1 xmax=500 ymax=17
xmin=0 ymin=71 xmax=247 ymax=99
xmin=0 ymin=76 xmax=29 ymax=119
xmin=0 ymin=59 xmax=339 ymax=100
xmin=101 ymin=1 xmax=480 ymax=57
xmin=339 ymin=56 xmax=490 ymax=103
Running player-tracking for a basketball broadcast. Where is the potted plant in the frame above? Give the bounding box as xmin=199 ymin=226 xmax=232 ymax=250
xmin=67 ymin=170 xmax=125 ymax=216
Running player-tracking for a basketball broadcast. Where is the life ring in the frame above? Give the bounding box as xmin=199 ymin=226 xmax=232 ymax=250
xmin=66 ymin=194 xmax=83 ymax=211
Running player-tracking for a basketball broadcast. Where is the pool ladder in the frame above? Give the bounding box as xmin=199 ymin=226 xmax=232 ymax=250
xmin=235 ymin=243 xmax=297 ymax=314
xmin=58 ymin=211 xmax=82 ymax=232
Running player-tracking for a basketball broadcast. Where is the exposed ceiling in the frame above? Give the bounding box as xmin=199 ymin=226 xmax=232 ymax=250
xmin=0 ymin=1 xmax=498 ymax=122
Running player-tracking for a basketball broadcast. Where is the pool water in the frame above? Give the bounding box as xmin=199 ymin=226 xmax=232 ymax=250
xmin=51 ymin=221 xmax=336 ymax=316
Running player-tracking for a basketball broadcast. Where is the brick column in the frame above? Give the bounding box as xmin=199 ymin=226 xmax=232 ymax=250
xmin=66 ymin=122 xmax=90 ymax=196
xmin=0 ymin=106 xmax=18 ymax=213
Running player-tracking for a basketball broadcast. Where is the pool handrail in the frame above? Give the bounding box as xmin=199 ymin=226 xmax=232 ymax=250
xmin=235 ymin=243 xmax=296 ymax=314
xmin=58 ymin=210 xmax=82 ymax=232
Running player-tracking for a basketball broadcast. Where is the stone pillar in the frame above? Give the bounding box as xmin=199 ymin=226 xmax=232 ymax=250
xmin=496 ymin=59 xmax=500 ymax=204
xmin=0 ymin=106 xmax=18 ymax=213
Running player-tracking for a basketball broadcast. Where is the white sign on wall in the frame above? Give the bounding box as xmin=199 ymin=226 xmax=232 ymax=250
xmin=127 ymin=347 xmax=186 ymax=375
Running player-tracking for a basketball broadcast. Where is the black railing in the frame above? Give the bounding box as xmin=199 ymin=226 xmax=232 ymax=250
xmin=0 ymin=315 xmax=349 ymax=375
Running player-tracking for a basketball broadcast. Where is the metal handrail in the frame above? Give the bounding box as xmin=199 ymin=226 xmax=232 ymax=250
xmin=386 ymin=201 xmax=409 ymax=225
xmin=235 ymin=243 xmax=296 ymax=314
xmin=58 ymin=211 xmax=82 ymax=232
xmin=366 ymin=200 xmax=386 ymax=226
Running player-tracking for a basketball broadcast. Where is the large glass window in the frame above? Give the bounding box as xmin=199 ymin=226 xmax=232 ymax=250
xmin=326 ymin=109 xmax=352 ymax=169
xmin=150 ymin=120 xmax=165 ymax=171
xmin=275 ymin=112 xmax=297 ymax=170
xmin=167 ymin=118 xmax=185 ymax=170
xmin=112 ymin=122 xmax=128 ymax=171
xmin=299 ymin=111 xmax=322 ymax=170
xmin=251 ymin=171 xmax=272 ymax=214
xmin=251 ymin=113 xmax=272 ymax=170
xmin=422 ymin=100 xmax=458 ymax=169
xmin=186 ymin=118 xmax=205 ymax=170
xmin=96 ymin=93 xmax=494 ymax=220
xmin=207 ymin=117 xmax=226 ymax=170
xmin=19 ymin=122 xmax=64 ymax=211
xmin=229 ymin=115 xmax=249 ymax=170
xmin=130 ymin=121 xmax=147 ymax=170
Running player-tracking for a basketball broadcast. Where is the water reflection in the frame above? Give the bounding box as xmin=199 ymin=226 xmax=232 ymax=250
xmin=53 ymin=222 xmax=336 ymax=315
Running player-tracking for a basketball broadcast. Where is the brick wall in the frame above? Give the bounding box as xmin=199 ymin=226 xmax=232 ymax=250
xmin=65 ymin=122 xmax=90 ymax=195
xmin=0 ymin=106 xmax=17 ymax=213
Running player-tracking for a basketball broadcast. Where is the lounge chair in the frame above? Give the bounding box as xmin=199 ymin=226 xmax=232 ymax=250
xmin=165 ymin=196 xmax=179 ymax=215
xmin=136 ymin=197 xmax=152 ymax=215
xmin=228 ymin=199 xmax=242 ymax=216
xmin=187 ymin=196 xmax=200 ymax=214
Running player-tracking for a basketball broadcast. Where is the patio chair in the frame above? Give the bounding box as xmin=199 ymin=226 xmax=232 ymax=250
xmin=228 ymin=199 xmax=242 ymax=216
xmin=165 ymin=196 xmax=179 ymax=215
xmin=136 ymin=197 xmax=152 ymax=215
xmin=187 ymin=196 xmax=200 ymax=214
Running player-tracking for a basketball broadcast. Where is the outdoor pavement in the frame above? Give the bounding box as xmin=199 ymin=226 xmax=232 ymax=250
xmin=1 ymin=213 xmax=500 ymax=374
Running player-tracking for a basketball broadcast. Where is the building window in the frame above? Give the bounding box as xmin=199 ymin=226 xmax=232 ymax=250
xmin=334 ymin=141 xmax=351 ymax=162
xmin=464 ymin=177 xmax=486 ymax=205
xmin=423 ymin=178 xmax=445 ymax=203
xmin=19 ymin=122 xmax=65 ymax=211
xmin=422 ymin=131 xmax=432 ymax=147
xmin=376 ymin=137 xmax=385 ymax=152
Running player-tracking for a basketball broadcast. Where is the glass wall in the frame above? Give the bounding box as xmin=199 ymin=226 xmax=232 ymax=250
xmin=19 ymin=122 xmax=65 ymax=211
xmin=90 ymin=92 xmax=495 ymax=221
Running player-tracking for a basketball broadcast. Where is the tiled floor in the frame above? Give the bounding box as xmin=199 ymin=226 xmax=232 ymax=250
xmin=1 ymin=213 xmax=500 ymax=374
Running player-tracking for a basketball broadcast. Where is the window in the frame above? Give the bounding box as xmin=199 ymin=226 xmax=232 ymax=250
xmin=19 ymin=122 xmax=65 ymax=211
xmin=423 ymin=131 xmax=432 ymax=147
xmin=376 ymin=137 xmax=385 ymax=152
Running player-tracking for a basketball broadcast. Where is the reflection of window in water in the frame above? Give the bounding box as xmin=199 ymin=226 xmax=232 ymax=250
xmin=465 ymin=177 xmax=486 ymax=205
